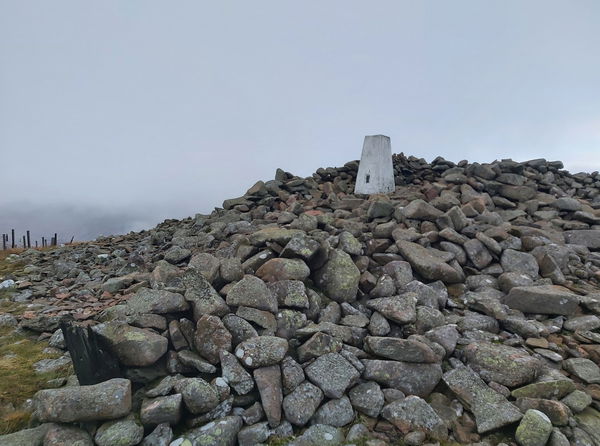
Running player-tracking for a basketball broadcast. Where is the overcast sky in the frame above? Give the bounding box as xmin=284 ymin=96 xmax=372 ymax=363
xmin=1 ymin=1 xmax=599 ymax=242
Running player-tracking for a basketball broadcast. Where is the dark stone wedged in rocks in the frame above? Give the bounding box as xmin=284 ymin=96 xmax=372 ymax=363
xmin=362 ymin=359 xmax=442 ymax=398
xmin=61 ymin=322 xmax=121 ymax=385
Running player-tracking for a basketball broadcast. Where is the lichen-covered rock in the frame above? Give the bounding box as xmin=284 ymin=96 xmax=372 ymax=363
xmin=174 ymin=378 xmax=220 ymax=414
xmin=362 ymin=360 xmax=442 ymax=398
xmin=226 ymin=275 xmax=278 ymax=312
xmin=305 ymin=352 xmax=360 ymax=398
xmin=515 ymin=409 xmax=553 ymax=446
xmin=396 ymin=240 xmax=465 ymax=283
xmin=283 ymin=381 xmax=324 ymax=426
xmin=313 ymin=249 xmax=360 ymax=303
xmin=94 ymin=416 xmax=144 ymax=446
xmin=34 ymin=378 xmax=131 ymax=422
xmin=235 ymin=336 xmax=288 ymax=368
xmin=502 ymin=285 xmax=580 ymax=315
xmin=381 ymin=395 xmax=448 ymax=441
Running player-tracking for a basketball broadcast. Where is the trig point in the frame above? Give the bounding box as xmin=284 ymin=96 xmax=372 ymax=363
xmin=354 ymin=135 xmax=395 ymax=194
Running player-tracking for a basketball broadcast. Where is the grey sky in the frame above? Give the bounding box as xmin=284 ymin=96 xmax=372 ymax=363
xmin=1 ymin=1 xmax=600 ymax=240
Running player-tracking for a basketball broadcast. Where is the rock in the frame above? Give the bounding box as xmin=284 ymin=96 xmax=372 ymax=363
xmin=282 ymin=356 xmax=305 ymax=394
xmin=305 ymin=352 xmax=360 ymax=398
xmin=339 ymin=231 xmax=363 ymax=255
xmin=226 ymin=275 xmax=278 ymax=312
xmin=174 ymin=378 xmax=220 ymax=414
xmin=102 ymin=275 xmax=135 ymax=293
xmin=464 ymin=239 xmax=493 ymax=270
xmin=0 ymin=424 xmax=50 ymax=446
xmin=256 ymin=258 xmax=310 ymax=282
xmin=34 ymin=378 xmax=131 ymax=422
xmin=283 ymin=381 xmax=324 ymax=426
xmin=311 ymin=395 xmax=354 ymax=426
xmin=381 ymin=395 xmax=448 ymax=441
xmin=401 ymin=199 xmax=443 ymax=220
xmin=562 ymin=389 xmax=593 ymax=413
xmin=254 ymin=365 xmax=283 ymax=427
xmin=575 ymin=407 xmax=600 ymax=444
xmin=564 ymin=230 xmax=600 ymax=249
xmin=501 ymin=249 xmax=540 ymax=278
xmin=235 ymin=336 xmax=288 ymax=368
xmin=443 ymin=365 xmax=522 ymax=433
xmin=141 ymin=394 xmax=183 ymax=425
xmin=463 ymin=342 xmax=541 ymax=387
xmin=194 ymin=314 xmax=232 ymax=364
xmin=564 ymin=315 xmax=600 ymax=331
xmin=94 ymin=322 xmax=167 ymax=367
xmin=237 ymin=422 xmax=270 ymax=446
xmin=188 ymin=253 xmax=220 ymax=283
xmin=502 ymin=285 xmax=580 ymax=315
xmin=564 ymin=358 xmax=600 ymax=384
xmin=297 ymin=331 xmax=343 ymax=362
xmin=220 ymin=350 xmax=254 ymax=394
xmin=182 ymin=269 xmax=229 ymax=319
xmin=141 ymin=423 xmax=173 ymax=446
xmin=287 ymin=424 xmax=345 ymax=446
xmin=365 ymin=294 xmax=417 ymax=324
xmin=515 ymin=409 xmax=553 ymax=446
xmin=348 ymin=381 xmax=385 ymax=417
xmin=362 ymin=360 xmax=442 ymax=398
xmin=177 ymin=349 xmax=217 ymax=374
xmin=44 ymin=424 xmax=93 ymax=446
xmin=552 ymin=197 xmax=582 ymax=211
xmin=515 ymin=397 xmax=571 ymax=426
xmin=268 ymin=280 xmax=309 ymax=309
xmin=95 ymin=417 xmax=144 ymax=446
xmin=127 ymin=288 xmax=189 ymax=314
xmin=183 ymin=416 xmax=242 ymax=446
xmin=164 ymin=246 xmax=192 ymax=264
xmin=548 ymin=428 xmax=570 ymax=446
xmin=313 ymin=249 xmax=360 ymax=303
xmin=511 ymin=380 xmax=576 ymax=399
xmin=364 ymin=336 xmax=438 ymax=363
xmin=397 ymin=240 xmax=464 ymax=283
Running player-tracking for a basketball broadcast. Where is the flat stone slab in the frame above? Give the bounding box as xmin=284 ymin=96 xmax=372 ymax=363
xmin=443 ymin=365 xmax=523 ymax=433
xmin=502 ymin=285 xmax=580 ymax=315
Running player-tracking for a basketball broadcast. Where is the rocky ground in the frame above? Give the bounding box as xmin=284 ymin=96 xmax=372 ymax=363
xmin=2 ymin=154 xmax=600 ymax=446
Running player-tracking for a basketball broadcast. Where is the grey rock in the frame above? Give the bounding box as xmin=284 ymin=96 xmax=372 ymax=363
xmin=95 ymin=416 xmax=144 ymax=446
xmin=94 ymin=322 xmax=168 ymax=367
xmin=501 ymin=249 xmax=540 ymax=278
xmin=564 ymin=358 xmax=600 ymax=384
xmin=515 ymin=409 xmax=553 ymax=446
xmin=220 ymin=350 xmax=254 ymax=395
xmin=364 ymin=336 xmax=438 ymax=363
xmin=184 ymin=415 xmax=242 ymax=446
xmin=188 ymin=252 xmax=221 ymax=283
xmin=365 ymin=294 xmax=417 ymax=324
xmin=443 ymin=365 xmax=522 ymax=434
xmin=464 ymin=239 xmax=493 ymax=270
xmin=381 ymin=395 xmax=448 ymax=441
xmin=401 ymin=199 xmax=443 ymax=220
xmin=237 ymin=422 xmax=270 ymax=446
xmin=283 ymin=381 xmax=324 ymax=426
xmin=141 ymin=423 xmax=173 ymax=446
xmin=311 ymin=395 xmax=354 ymax=426
xmin=305 ymin=352 xmax=360 ymax=398
xmin=288 ymin=424 xmax=345 ymax=446
xmin=463 ymin=342 xmax=541 ymax=387
xmin=268 ymin=280 xmax=309 ymax=309
xmin=182 ymin=269 xmax=229 ymax=319
xmin=126 ymin=288 xmax=189 ymax=314
xmin=564 ymin=230 xmax=600 ymax=249
xmin=34 ymin=378 xmax=131 ymax=422
xmin=43 ymin=424 xmax=93 ymax=446
xmin=575 ymin=407 xmax=600 ymax=444
xmin=502 ymin=285 xmax=580 ymax=315
xmin=397 ymin=240 xmax=464 ymax=283
xmin=562 ymin=389 xmax=593 ymax=413
xmin=140 ymin=394 xmax=182 ymax=425
xmin=348 ymin=381 xmax=385 ymax=417
xmin=226 ymin=275 xmax=278 ymax=312
xmin=313 ymin=249 xmax=360 ymax=303
xmin=174 ymin=377 xmax=220 ymax=414
xmin=362 ymin=360 xmax=442 ymax=398
xmin=282 ymin=356 xmax=305 ymax=394
xmin=0 ymin=424 xmax=50 ymax=446
xmin=177 ymin=349 xmax=217 ymax=374
xmin=235 ymin=335 xmax=288 ymax=368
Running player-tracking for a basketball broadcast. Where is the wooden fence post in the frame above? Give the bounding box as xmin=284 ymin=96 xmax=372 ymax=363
xmin=11 ymin=229 xmax=15 ymax=249
xmin=26 ymin=230 xmax=31 ymax=249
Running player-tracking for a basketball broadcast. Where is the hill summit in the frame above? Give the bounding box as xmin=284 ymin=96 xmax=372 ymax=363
xmin=2 ymin=153 xmax=600 ymax=445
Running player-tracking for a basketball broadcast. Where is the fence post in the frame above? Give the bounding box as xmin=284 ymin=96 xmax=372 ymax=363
xmin=26 ymin=230 xmax=31 ymax=249
xmin=11 ymin=229 xmax=15 ymax=249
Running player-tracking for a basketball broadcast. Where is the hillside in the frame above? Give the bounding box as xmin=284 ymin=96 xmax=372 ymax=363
xmin=2 ymin=153 xmax=600 ymax=445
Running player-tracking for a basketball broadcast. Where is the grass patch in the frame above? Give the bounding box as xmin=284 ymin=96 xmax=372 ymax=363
xmin=0 ymin=326 xmax=72 ymax=435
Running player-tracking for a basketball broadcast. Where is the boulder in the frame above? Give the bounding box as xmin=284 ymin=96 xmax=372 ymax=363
xmin=502 ymin=285 xmax=580 ymax=315
xmin=313 ymin=249 xmax=360 ymax=302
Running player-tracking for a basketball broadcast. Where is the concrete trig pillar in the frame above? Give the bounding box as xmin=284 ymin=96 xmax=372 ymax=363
xmin=354 ymin=135 xmax=395 ymax=194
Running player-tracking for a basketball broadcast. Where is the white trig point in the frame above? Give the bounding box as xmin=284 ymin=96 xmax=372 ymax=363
xmin=354 ymin=135 xmax=395 ymax=194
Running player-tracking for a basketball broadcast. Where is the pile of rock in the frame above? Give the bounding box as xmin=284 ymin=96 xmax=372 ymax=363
xmin=2 ymin=155 xmax=600 ymax=445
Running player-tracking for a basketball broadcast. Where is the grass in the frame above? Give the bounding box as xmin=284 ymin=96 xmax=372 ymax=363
xmin=0 ymin=326 xmax=73 ymax=435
